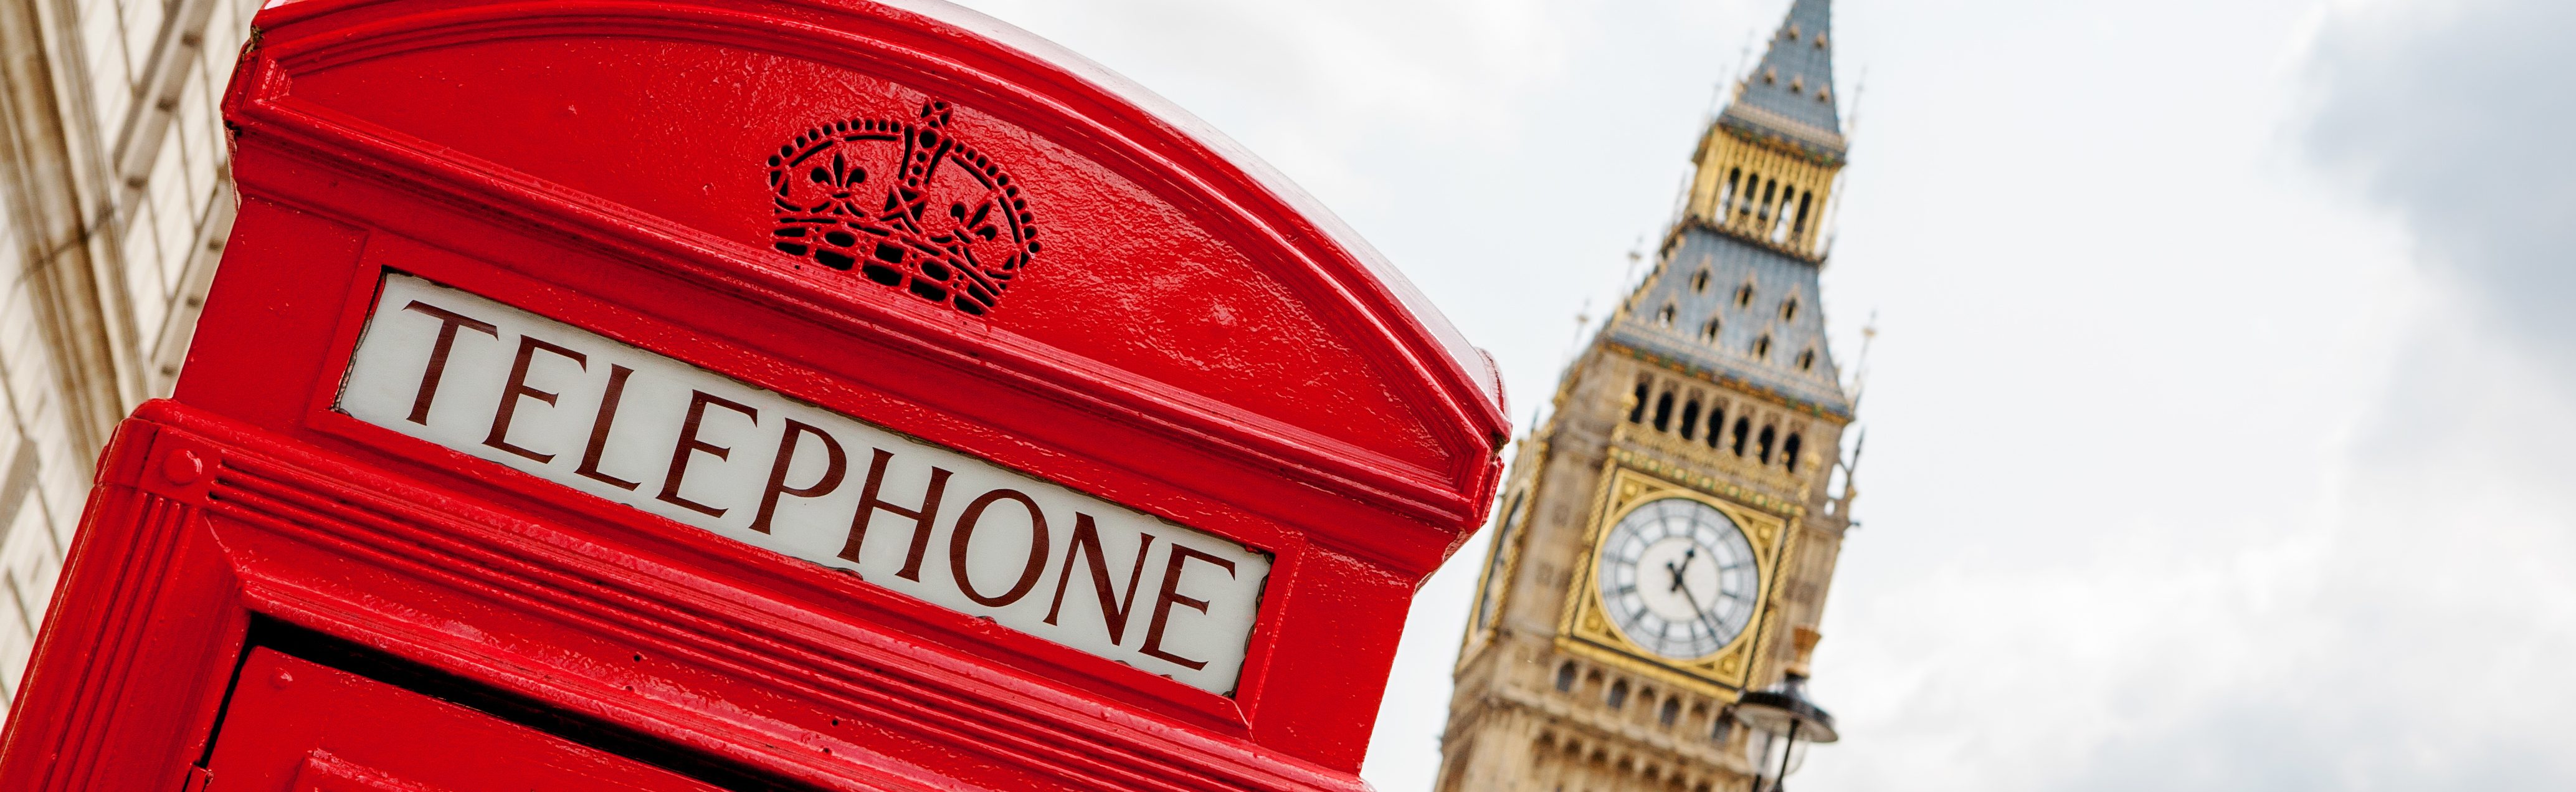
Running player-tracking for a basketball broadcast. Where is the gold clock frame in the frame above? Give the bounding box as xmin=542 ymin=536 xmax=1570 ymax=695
xmin=1555 ymin=462 xmax=1797 ymax=699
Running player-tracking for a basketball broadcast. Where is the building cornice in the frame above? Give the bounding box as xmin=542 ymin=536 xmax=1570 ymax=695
xmin=1717 ymin=102 xmax=1847 ymax=166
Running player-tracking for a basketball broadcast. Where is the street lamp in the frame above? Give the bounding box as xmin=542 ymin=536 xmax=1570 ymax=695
xmin=1735 ymin=627 xmax=1836 ymax=792
xmin=1736 ymin=672 xmax=1836 ymax=791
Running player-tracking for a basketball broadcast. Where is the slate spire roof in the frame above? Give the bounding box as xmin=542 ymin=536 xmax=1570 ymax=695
xmin=1719 ymin=0 xmax=1846 ymax=163
xmin=1606 ymin=229 xmax=1850 ymax=418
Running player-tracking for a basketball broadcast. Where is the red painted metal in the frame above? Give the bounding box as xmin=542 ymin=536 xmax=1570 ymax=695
xmin=0 ymin=0 xmax=1507 ymax=790
xmin=209 ymin=649 xmax=723 ymax=790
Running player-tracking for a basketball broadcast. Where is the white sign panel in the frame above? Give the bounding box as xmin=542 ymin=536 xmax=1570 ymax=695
xmin=338 ymin=272 xmax=1270 ymax=694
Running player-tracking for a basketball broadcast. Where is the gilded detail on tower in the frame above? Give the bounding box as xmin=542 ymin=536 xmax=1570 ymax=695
xmin=1555 ymin=466 xmax=1795 ymax=696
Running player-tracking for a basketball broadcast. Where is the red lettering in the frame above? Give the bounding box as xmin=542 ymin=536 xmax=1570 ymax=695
xmin=574 ymin=364 xmax=642 ymax=490
xmin=482 ymin=335 xmax=587 ymax=464
xmin=655 ymin=390 xmax=759 ymax=518
xmin=1043 ymin=516 xmax=1156 ymax=644
xmin=837 ymin=448 xmax=951 ymax=581
xmin=948 ymin=489 xmax=1049 ymax=608
xmin=398 ymin=300 xmax=497 ymax=425
xmin=748 ymin=419 xmax=847 ymax=534
xmin=1139 ymin=545 xmax=1237 ymax=671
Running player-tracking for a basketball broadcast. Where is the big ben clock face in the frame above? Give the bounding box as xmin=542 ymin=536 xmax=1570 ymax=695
xmin=1596 ymin=497 xmax=1760 ymax=659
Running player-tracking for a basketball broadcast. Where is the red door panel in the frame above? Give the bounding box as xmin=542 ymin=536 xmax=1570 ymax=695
xmin=206 ymin=648 xmax=723 ymax=791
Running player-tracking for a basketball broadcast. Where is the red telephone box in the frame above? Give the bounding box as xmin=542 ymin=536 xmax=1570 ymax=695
xmin=0 ymin=0 xmax=1508 ymax=788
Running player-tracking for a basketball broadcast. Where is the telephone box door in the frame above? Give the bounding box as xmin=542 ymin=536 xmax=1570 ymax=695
xmin=206 ymin=649 xmax=722 ymax=791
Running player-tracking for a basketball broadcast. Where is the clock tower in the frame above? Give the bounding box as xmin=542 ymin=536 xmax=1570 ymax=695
xmin=1434 ymin=1 xmax=1861 ymax=790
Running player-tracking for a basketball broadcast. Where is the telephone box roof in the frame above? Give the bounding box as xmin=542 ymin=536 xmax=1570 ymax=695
xmin=227 ymin=0 xmax=1510 ymax=541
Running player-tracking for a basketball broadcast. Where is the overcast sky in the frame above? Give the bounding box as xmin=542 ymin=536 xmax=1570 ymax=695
xmin=941 ymin=1 xmax=2576 ymax=789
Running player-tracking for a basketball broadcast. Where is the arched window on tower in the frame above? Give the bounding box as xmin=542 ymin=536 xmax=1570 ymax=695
xmin=1792 ymin=191 xmax=1815 ymax=237
xmin=1705 ymin=406 xmax=1726 ymax=448
xmin=1757 ymin=426 xmax=1777 ymax=464
xmin=1721 ymin=168 xmax=1743 ymax=216
xmin=1752 ymin=335 xmax=1772 ymax=360
xmin=1781 ymin=297 xmax=1800 ymax=322
xmin=1731 ymin=417 xmax=1751 ymax=456
xmin=1691 ymin=269 xmax=1711 ymax=293
xmin=1796 ymin=348 xmax=1816 ymax=371
xmin=1701 ymin=318 xmax=1721 ymax=343
xmin=1652 ymin=391 xmax=1675 ymax=432
xmin=1784 ymin=434 xmax=1804 ymax=472
xmin=1628 ymin=381 xmax=1649 ymax=424
xmin=1756 ymin=179 xmax=1779 ymax=221
xmin=1770 ymin=189 xmax=1798 ymax=242
xmin=1679 ymin=400 xmax=1702 ymax=440
xmin=1606 ymin=680 xmax=1630 ymax=710
xmin=1656 ymin=303 xmax=1676 ymax=327
xmin=1659 ymin=697 xmax=1682 ymax=727
xmin=1734 ymin=284 xmax=1754 ymax=308
xmin=1556 ymin=662 xmax=1577 ymax=692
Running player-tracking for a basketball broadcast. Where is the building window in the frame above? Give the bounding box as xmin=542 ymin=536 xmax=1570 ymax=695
xmin=1701 ymin=318 xmax=1721 ymax=343
xmin=1556 ymin=662 xmax=1577 ymax=692
xmin=1734 ymin=284 xmax=1754 ymax=308
xmin=1606 ymin=680 xmax=1629 ymax=710
xmin=1731 ymin=417 xmax=1751 ymax=456
xmin=1781 ymin=297 xmax=1800 ymax=322
xmin=1784 ymin=434 xmax=1804 ymax=472
xmin=1757 ymin=426 xmax=1777 ymax=464
xmin=1797 ymin=348 xmax=1816 ymax=371
xmin=1679 ymin=400 xmax=1702 ymax=440
xmin=1752 ymin=335 xmax=1772 ymax=359
xmin=1628 ymin=382 xmax=1649 ymax=423
xmin=1690 ymin=269 xmax=1710 ymax=293
xmin=1656 ymin=303 xmax=1676 ymax=327
xmin=1652 ymin=392 xmax=1675 ymax=432
xmin=1705 ymin=406 xmax=1726 ymax=449
xmin=1659 ymin=697 xmax=1682 ymax=727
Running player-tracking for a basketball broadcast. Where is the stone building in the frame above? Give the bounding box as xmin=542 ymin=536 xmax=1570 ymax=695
xmin=1435 ymin=0 xmax=1864 ymax=788
xmin=0 ymin=0 xmax=257 ymax=696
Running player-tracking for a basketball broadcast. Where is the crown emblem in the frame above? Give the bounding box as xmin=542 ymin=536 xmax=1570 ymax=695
xmin=767 ymin=100 xmax=1039 ymax=316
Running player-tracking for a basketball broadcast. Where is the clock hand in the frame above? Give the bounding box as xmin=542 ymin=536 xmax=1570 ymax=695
xmin=1665 ymin=546 xmax=1698 ymax=593
xmin=1673 ymin=568 xmax=1730 ymax=644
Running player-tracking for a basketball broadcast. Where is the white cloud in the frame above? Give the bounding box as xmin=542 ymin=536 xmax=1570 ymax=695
xmin=2303 ymin=0 xmax=2576 ymax=371
xmin=1809 ymin=0 xmax=2576 ymax=788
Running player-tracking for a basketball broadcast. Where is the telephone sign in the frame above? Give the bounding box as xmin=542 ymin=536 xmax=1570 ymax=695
xmin=345 ymin=272 xmax=1270 ymax=694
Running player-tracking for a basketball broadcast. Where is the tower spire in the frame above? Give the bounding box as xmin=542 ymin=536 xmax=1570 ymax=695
xmin=1679 ymin=0 xmax=1846 ymax=259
